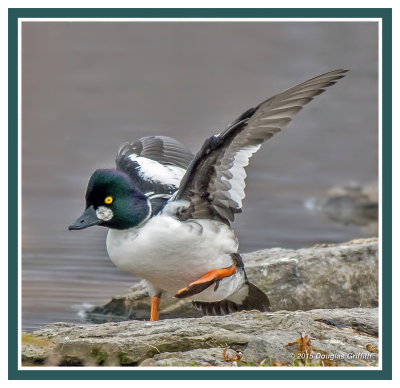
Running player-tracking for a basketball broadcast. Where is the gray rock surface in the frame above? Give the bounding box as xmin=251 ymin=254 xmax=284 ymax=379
xmin=306 ymin=181 xmax=378 ymax=234
xmin=22 ymin=308 xmax=379 ymax=367
xmin=86 ymin=238 xmax=378 ymax=322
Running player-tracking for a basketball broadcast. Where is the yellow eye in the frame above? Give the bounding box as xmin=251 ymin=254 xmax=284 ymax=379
xmin=104 ymin=196 xmax=113 ymax=204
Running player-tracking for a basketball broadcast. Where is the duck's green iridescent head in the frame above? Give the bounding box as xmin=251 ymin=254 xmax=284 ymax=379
xmin=69 ymin=169 xmax=150 ymax=230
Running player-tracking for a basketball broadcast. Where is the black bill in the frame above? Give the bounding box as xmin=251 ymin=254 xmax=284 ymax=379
xmin=68 ymin=205 xmax=101 ymax=230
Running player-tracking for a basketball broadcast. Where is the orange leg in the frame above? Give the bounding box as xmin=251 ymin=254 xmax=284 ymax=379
xmin=176 ymin=265 xmax=237 ymax=298
xmin=150 ymin=295 xmax=161 ymax=321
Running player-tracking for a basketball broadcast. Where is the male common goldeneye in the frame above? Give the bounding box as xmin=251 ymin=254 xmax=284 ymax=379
xmin=69 ymin=69 xmax=347 ymax=321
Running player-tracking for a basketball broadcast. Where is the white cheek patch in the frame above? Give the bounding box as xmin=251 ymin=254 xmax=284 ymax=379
xmin=96 ymin=206 xmax=114 ymax=221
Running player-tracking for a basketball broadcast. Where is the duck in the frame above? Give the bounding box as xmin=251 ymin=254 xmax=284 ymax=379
xmin=69 ymin=69 xmax=348 ymax=321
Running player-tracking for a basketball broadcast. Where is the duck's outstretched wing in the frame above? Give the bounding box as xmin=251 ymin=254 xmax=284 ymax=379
xmin=175 ymin=69 xmax=348 ymax=225
xmin=116 ymin=135 xmax=194 ymax=195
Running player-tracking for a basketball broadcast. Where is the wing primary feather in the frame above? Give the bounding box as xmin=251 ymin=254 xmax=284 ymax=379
xmin=175 ymin=69 xmax=348 ymax=225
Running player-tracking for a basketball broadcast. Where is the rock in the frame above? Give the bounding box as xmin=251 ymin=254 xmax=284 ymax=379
xmin=85 ymin=238 xmax=378 ymax=322
xmin=248 ymin=237 xmax=378 ymax=312
xmin=21 ymin=308 xmax=379 ymax=367
xmin=140 ymin=348 xmax=238 ymax=367
xmin=243 ymin=332 xmax=298 ymax=365
xmin=306 ymin=181 xmax=378 ymax=234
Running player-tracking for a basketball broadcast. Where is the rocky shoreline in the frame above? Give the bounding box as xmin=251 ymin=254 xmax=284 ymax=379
xmin=22 ymin=238 xmax=379 ymax=367
xmin=87 ymin=237 xmax=378 ymax=322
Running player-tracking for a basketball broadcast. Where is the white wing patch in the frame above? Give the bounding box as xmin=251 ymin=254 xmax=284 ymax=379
xmin=219 ymin=144 xmax=261 ymax=209
xmin=128 ymin=154 xmax=186 ymax=186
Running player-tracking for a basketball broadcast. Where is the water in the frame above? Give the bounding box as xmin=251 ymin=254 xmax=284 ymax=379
xmin=21 ymin=21 xmax=378 ymax=330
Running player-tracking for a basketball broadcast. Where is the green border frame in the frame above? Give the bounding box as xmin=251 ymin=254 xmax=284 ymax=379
xmin=8 ymin=8 xmax=392 ymax=380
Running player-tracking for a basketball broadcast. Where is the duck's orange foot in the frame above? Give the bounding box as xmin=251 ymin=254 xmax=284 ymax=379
xmin=150 ymin=295 xmax=161 ymax=321
xmin=175 ymin=265 xmax=237 ymax=299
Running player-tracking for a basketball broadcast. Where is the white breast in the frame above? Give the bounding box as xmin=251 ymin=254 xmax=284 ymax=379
xmin=106 ymin=214 xmax=239 ymax=297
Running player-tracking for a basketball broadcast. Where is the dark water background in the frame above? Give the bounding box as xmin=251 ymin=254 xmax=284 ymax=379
xmin=21 ymin=21 xmax=378 ymax=330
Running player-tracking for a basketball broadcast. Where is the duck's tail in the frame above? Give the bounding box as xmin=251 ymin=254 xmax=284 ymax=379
xmin=193 ymin=281 xmax=271 ymax=316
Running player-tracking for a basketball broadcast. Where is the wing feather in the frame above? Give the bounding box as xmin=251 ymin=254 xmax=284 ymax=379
xmin=117 ymin=135 xmax=194 ymax=170
xmin=175 ymin=69 xmax=348 ymax=224
xmin=116 ymin=135 xmax=194 ymax=196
